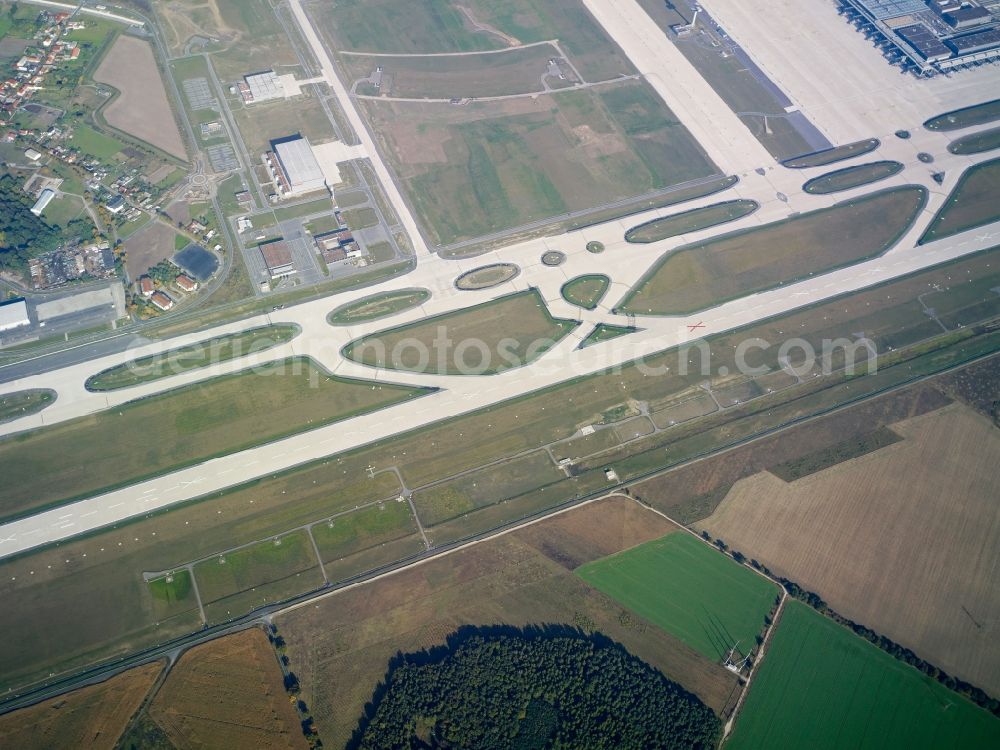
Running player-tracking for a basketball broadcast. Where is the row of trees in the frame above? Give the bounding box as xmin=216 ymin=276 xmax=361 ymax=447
xmin=352 ymin=624 xmax=721 ymax=750
xmin=703 ymin=530 xmax=1000 ymax=717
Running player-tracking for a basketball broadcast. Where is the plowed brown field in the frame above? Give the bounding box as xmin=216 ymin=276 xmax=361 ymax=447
xmin=149 ymin=628 xmax=307 ymax=750
xmin=699 ymin=404 xmax=1000 ymax=694
xmin=0 ymin=662 xmax=160 ymax=750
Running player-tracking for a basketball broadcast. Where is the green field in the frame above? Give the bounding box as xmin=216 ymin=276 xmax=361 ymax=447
xmin=193 ymin=530 xmax=323 ymax=622
xmin=0 ymin=359 xmax=426 ymax=520
xmin=728 ymin=601 xmax=1000 ymax=749
xmin=311 ymin=500 xmax=418 ymax=563
xmin=453 ymin=263 xmax=520 ymax=290
xmin=68 ymin=124 xmax=125 ymax=160
xmin=319 ymin=0 xmax=636 ymax=81
xmin=85 ymin=324 xmax=299 ymax=391
xmin=0 ymin=389 xmax=56 ymax=425
xmin=328 ymin=288 xmax=430 ymax=325
xmin=948 ymin=127 xmax=1000 ymax=156
xmin=920 ymin=157 xmax=1000 ymax=244
xmin=363 ymin=78 xmax=716 ymax=246
xmin=341 ymin=206 xmax=379 ymax=231
xmin=620 ymin=186 xmax=926 ymax=315
xmin=342 ymin=44 xmax=559 ymax=99
xmin=561 ymin=274 xmax=610 ymax=309
xmin=578 ymin=532 xmax=778 ymax=660
xmin=624 ymin=199 xmax=758 ymax=243
xmin=230 ymin=93 xmax=335 ymax=156
xmin=273 ymin=196 xmax=334 ymax=223
xmin=343 ymin=289 xmax=578 ymax=375
xmin=802 ymin=161 xmax=904 ymax=195
xmin=579 ymin=323 xmax=636 ymax=348
xmin=414 ymin=450 xmax=564 ymax=527
xmin=783 ymin=138 xmax=880 ymax=169
xmin=924 ymin=98 xmax=1000 ymax=131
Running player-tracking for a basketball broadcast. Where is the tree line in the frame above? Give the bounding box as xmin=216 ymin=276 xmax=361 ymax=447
xmin=702 ymin=531 xmax=1000 ymax=717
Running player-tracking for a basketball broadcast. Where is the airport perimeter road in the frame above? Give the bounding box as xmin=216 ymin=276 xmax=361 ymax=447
xmin=1 ymin=213 xmax=998 ymax=559
xmin=286 ymin=0 xmax=431 ymax=257
xmin=582 ymin=0 xmax=775 ymax=174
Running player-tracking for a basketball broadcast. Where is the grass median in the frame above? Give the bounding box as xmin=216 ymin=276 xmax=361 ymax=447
xmin=85 ymin=324 xmax=300 ymax=391
xmin=0 ymin=358 xmax=429 ymax=521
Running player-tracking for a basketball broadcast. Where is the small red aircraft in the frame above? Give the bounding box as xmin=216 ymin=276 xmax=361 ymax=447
xmin=687 ymin=321 xmax=706 ymax=332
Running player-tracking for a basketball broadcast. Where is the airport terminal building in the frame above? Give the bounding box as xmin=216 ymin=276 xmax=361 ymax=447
xmin=840 ymin=0 xmax=1000 ymax=73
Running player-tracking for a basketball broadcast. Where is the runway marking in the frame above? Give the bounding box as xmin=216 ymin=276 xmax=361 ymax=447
xmin=81 ymin=511 xmax=97 ymax=518
xmin=109 ymin=503 xmax=124 ymax=509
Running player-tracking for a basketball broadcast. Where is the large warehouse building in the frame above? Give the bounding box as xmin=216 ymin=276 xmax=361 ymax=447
xmin=840 ymin=0 xmax=1000 ymax=73
xmin=258 ymin=239 xmax=296 ymax=279
xmin=266 ymin=135 xmax=328 ymax=197
xmin=0 ymin=298 xmax=30 ymax=333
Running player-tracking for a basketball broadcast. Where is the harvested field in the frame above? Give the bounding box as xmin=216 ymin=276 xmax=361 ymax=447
xmin=125 ymin=222 xmax=185 ymax=279
xmin=94 ymin=36 xmax=186 ymax=160
xmin=0 ymin=360 xmax=426 ymax=520
xmin=729 ymin=602 xmax=1000 ymax=749
xmin=802 ymin=160 xmax=904 ymax=194
xmin=275 ymin=496 xmax=740 ymax=748
xmin=360 ymin=79 xmax=715 ymax=245
xmin=782 ymin=138 xmax=880 ymax=168
xmin=620 ymin=186 xmax=926 ymax=315
xmin=0 ymin=662 xmax=160 ymax=750
xmin=149 ymin=628 xmax=308 ymax=750
xmin=698 ymin=404 xmax=1000 ymax=694
xmin=624 ymin=199 xmax=759 ymax=243
xmin=920 ymin=157 xmax=1000 ymax=244
xmin=343 ymin=289 xmax=577 ymax=374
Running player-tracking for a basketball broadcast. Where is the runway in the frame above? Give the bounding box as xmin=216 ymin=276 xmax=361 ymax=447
xmin=1 ymin=0 xmax=998 ymax=559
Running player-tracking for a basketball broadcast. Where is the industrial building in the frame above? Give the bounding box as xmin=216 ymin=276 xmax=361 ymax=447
xmin=265 ymin=135 xmax=328 ymax=197
xmin=839 ymin=0 xmax=1000 ymax=73
xmin=241 ymin=70 xmax=284 ymax=104
xmin=30 ymin=188 xmax=55 ymax=217
xmin=0 ymin=299 xmax=30 ymax=333
xmin=258 ymin=238 xmax=296 ymax=279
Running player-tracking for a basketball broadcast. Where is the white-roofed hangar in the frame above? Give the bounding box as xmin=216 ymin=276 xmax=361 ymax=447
xmin=267 ymin=135 xmax=328 ymax=197
xmin=0 ymin=298 xmax=30 ymax=333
